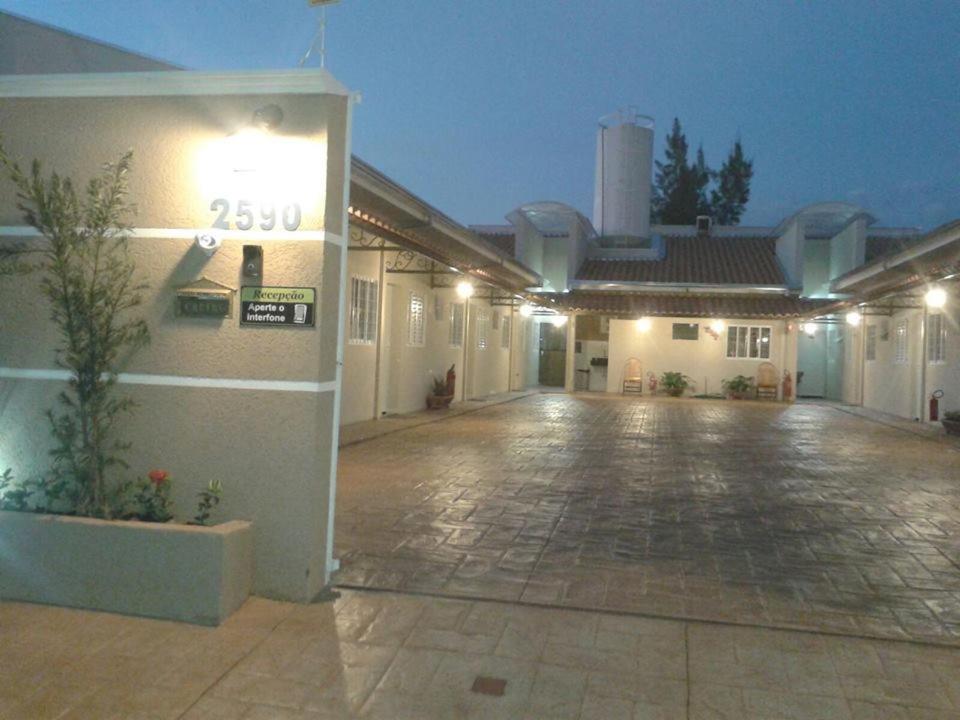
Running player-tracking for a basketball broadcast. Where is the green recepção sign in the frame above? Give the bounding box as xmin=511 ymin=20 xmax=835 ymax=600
xmin=240 ymin=286 xmax=316 ymax=327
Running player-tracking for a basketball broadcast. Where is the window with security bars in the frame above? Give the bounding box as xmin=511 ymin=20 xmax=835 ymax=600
xmin=927 ymin=313 xmax=945 ymax=364
xmin=449 ymin=303 xmax=464 ymax=347
xmin=501 ymin=317 xmax=511 ymax=349
xmin=894 ymin=320 xmax=908 ymax=364
xmin=477 ymin=310 xmax=488 ymax=349
xmin=348 ymin=277 xmax=378 ymax=344
xmin=407 ymin=293 xmax=425 ymax=346
xmin=726 ymin=325 xmax=771 ymax=359
xmin=433 ymin=294 xmax=444 ymax=322
xmin=865 ymin=324 xmax=877 ymax=361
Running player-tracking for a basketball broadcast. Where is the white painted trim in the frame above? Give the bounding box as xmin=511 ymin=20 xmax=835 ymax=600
xmin=0 ymin=368 xmax=335 ymax=394
xmin=0 ymin=69 xmax=350 ymax=98
xmin=0 ymin=226 xmax=341 ymax=245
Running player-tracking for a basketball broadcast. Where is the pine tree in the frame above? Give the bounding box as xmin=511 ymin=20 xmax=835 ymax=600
xmin=652 ymin=122 xmax=753 ymax=226
xmin=694 ymin=145 xmax=712 ymax=217
xmin=710 ymin=140 xmax=753 ymax=225
xmin=652 ymin=118 xmax=688 ymax=223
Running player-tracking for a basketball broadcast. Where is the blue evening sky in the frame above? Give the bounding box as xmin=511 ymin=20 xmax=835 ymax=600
xmin=4 ymin=1 xmax=959 ymax=230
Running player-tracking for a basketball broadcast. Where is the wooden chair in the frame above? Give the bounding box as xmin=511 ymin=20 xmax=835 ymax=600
xmin=756 ymin=362 xmax=778 ymax=400
xmin=622 ymin=357 xmax=644 ymax=395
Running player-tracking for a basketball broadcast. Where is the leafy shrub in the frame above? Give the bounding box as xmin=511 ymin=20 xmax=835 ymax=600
xmin=722 ymin=375 xmax=754 ymax=395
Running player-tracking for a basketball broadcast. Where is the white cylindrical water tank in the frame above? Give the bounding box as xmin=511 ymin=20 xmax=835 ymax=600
xmin=592 ymin=110 xmax=654 ymax=240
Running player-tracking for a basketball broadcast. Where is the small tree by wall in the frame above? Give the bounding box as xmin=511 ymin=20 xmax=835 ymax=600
xmin=0 ymin=140 xmax=149 ymax=517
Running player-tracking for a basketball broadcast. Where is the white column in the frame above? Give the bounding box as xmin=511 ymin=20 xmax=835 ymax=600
xmin=564 ymin=314 xmax=577 ymax=392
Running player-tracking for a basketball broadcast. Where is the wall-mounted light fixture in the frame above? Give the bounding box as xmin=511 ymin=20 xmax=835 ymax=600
xmin=845 ymin=310 xmax=862 ymax=327
xmin=195 ymin=232 xmax=222 ymax=257
xmin=455 ymin=281 xmax=474 ymax=299
xmin=252 ymin=104 xmax=284 ymax=132
xmin=803 ymin=322 xmax=818 ymax=337
xmin=925 ymin=286 xmax=947 ymax=309
xmin=519 ymin=304 xmax=534 ymax=317
xmin=550 ymin=315 xmax=568 ymax=328
xmin=705 ymin=319 xmax=725 ymax=339
xmin=636 ymin=317 xmax=652 ymax=332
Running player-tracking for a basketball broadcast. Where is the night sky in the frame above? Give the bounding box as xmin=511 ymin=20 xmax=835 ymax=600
xmin=4 ymin=1 xmax=959 ymax=231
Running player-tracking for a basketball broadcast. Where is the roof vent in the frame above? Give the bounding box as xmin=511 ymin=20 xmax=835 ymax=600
xmin=696 ymin=215 xmax=712 ymax=236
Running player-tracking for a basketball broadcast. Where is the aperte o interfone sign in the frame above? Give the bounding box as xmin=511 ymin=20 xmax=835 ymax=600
xmin=240 ymin=286 xmax=316 ymax=327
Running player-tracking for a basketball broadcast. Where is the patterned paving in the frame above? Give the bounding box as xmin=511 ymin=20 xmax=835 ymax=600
xmin=335 ymin=395 xmax=960 ymax=644
xmin=3 ymin=590 xmax=959 ymax=719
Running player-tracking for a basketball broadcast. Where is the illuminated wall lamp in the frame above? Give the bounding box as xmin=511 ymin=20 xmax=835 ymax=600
xmin=803 ymin=322 xmax=818 ymax=337
xmin=455 ymin=281 xmax=474 ymax=299
xmin=636 ymin=317 xmax=652 ymax=332
xmin=845 ymin=310 xmax=861 ymax=327
xmin=519 ymin=304 xmax=534 ymax=317
xmin=705 ymin=319 xmax=725 ymax=339
xmin=925 ymin=286 xmax=947 ymax=309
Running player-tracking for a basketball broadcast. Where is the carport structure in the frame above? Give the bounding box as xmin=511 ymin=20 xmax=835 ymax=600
xmin=335 ymin=393 xmax=960 ymax=645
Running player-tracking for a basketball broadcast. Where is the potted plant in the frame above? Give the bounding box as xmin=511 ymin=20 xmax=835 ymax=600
xmin=660 ymin=371 xmax=691 ymax=397
xmin=722 ymin=375 xmax=754 ymax=400
xmin=426 ymin=375 xmax=454 ymax=409
xmin=942 ymin=410 xmax=960 ymax=437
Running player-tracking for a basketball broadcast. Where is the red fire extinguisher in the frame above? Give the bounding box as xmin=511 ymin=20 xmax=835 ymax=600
xmin=446 ymin=364 xmax=456 ymax=397
xmin=647 ymin=371 xmax=658 ymax=394
xmin=782 ymin=370 xmax=793 ymax=401
xmin=930 ymin=389 xmax=944 ymax=421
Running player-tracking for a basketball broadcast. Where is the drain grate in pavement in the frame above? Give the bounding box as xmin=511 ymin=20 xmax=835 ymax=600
xmin=471 ymin=676 xmax=507 ymax=697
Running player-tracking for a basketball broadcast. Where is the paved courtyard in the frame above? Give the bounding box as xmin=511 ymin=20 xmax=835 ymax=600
xmin=335 ymin=394 xmax=960 ymax=645
xmin=3 ymin=590 xmax=959 ymax=719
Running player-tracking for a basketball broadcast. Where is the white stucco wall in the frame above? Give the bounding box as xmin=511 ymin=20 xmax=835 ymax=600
xmin=606 ymin=316 xmax=789 ymax=397
xmin=853 ymin=300 xmax=959 ymax=422
xmin=340 ymin=244 xmax=381 ymax=426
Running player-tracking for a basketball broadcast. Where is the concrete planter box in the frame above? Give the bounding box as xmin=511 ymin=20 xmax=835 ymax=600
xmin=0 ymin=511 xmax=253 ymax=625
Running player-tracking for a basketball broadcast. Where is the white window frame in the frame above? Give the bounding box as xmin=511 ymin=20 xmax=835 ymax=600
xmin=501 ymin=316 xmax=511 ymax=349
xmin=348 ymin=276 xmax=378 ymax=345
xmin=865 ymin=324 xmax=877 ymax=362
xmin=407 ymin=292 xmax=425 ymax=347
xmin=927 ymin=313 xmax=946 ymax=364
xmin=477 ymin=309 xmax=489 ymax=350
xmin=726 ymin=325 xmax=772 ymax=359
xmin=433 ymin=294 xmax=444 ymax=322
xmin=449 ymin=302 xmax=464 ymax=348
xmin=894 ymin=319 xmax=909 ymax=364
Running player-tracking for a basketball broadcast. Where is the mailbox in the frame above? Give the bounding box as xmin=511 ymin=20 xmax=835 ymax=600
xmin=175 ymin=277 xmax=236 ymax=319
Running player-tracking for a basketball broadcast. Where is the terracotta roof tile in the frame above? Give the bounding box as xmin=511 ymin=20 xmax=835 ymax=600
xmin=534 ymin=291 xmax=832 ymax=319
xmin=577 ymin=235 xmax=785 ymax=286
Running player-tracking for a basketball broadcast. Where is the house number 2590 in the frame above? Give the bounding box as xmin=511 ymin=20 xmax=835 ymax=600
xmin=209 ymin=199 xmax=302 ymax=231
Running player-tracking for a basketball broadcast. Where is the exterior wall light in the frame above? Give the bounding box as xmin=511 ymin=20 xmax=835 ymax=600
xmin=550 ymin=315 xmax=568 ymax=327
xmin=709 ymin=319 xmax=725 ymax=334
xmin=636 ymin=317 xmax=652 ymax=332
xmin=455 ymin=281 xmax=474 ymax=299
xmin=519 ymin=304 xmax=534 ymax=317
xmin=803 ymin=322 xmax=818 ymax=337
xmin=252 ymin=104 xmax=284 ymax=132
xmin=925 ymin=286 xmax=947 ymax=309
xmin=846 ymin=311 xmax=861 ymax=327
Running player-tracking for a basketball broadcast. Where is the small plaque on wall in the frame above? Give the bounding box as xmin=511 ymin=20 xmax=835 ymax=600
xmin=240 ymin=286 xmax=316 ymax=327
xmin=175 ymin=277 xmax=235 ymax=319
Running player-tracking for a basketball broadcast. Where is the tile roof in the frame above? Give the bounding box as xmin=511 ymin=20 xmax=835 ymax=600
xmin=577 ymin=235 xmax=785 ymax=286
xmin=475 ymin=231 xmax=516 ymax=258
xmin=534 ymin=291 xmax=832 ymax=319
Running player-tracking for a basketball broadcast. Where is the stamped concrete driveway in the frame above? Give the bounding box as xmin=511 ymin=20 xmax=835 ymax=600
xmin=334 ymin=395 xmax=960 ymax=645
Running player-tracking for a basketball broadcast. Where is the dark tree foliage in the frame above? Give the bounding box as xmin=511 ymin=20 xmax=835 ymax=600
xmin=652 ymin=118 xmax=753 ymax=226
xmin=0 ymin=139 xmax=149 ymax=517
xmin=710 ymin=140 xmax=754 ymax=225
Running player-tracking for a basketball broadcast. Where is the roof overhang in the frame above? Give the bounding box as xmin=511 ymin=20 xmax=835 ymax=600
xmin=349 ymin=157 xmax=541 ymax=292
xmin=570 ymin=280 xmax=790 ymax=295
xmin=830 ymin=219 xmax=960 ymax=299
xmin=530 ymin=291 xmax=833 ymax=320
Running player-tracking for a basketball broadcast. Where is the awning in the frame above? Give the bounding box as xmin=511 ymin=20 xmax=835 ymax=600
xmin=349 ymin=157 xmax=541 ymax=293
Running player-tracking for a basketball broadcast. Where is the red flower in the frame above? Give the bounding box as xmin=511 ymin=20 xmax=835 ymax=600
xmin=148 ymin=470 xmax=169 ymax=486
